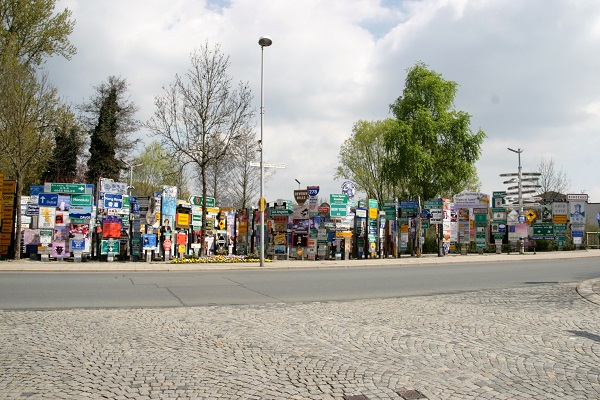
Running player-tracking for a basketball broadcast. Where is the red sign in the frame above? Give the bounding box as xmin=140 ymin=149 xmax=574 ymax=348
xmin=318 ymin=204 xmax=330 ymax=214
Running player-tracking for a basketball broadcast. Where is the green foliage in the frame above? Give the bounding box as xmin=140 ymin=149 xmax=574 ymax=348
xmin=128 ymin=141 xmax=188 ymax=197
xmin=0 ymin=0 xmax=76 ymax=68
xmin=43 ymin=108 xmax=85 ymax=183
xmin=83 ymin=76 xmax=140 ymax=185
xmin=383 ymin=62 xmax=486 ymax=201
xmin=335 ymin=119 xmax=404 ymax=205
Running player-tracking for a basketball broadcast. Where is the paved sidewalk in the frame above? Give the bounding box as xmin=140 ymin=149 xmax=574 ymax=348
xmin=1 ymin=248 xmax=600 ymax=272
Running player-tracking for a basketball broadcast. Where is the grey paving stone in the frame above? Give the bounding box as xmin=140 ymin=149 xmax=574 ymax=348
xmin=1 ymin=283 xmax=599 ymax=399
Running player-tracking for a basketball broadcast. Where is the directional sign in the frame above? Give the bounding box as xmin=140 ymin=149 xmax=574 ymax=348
xmin=532 ymin=223 xmax=554 ymax=239
xmin=37 ymin=193 xmax=58 ymax=207
xmin=45 ymin=183 xmax=88 ymax=194
xmin=70 ymin=194 xmax=93 ymax=207
xmin=188 ymin=195 xmax=215 ymax=207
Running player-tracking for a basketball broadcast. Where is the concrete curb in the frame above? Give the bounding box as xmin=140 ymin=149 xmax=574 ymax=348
xmin=577 ymin=278 xmax=600 ymax=306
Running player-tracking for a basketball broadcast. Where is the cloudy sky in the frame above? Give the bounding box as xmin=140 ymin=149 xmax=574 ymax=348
xmin=46 ymin=0 xmax=600 ymax=204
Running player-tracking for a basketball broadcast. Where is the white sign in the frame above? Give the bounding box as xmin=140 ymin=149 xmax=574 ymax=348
xmin=552 ymin=202 xmax=568 ymax=215
xmin=453 ymin=192 xmax=490 ymax=208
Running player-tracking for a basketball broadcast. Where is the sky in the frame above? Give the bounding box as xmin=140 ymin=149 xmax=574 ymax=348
xmin=46 ymin=0 xmax=600 ymax=205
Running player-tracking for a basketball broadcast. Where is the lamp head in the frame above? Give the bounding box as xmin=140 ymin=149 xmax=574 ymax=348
xmin=258 ymin=36 xmax=273 ymax=47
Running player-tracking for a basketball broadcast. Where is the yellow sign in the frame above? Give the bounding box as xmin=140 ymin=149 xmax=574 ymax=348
xmin=526 ymin=210 xmax=536 ymax=222
xmin=274 ymin=234 xmax=286 ymax=245
xmin=336 ymin=231 xmax=353 ymax=237
xmin=176 ymin=213 xmax=190 ymax=227
xmin=218 ymin=219 xmax=225 ymax=230
xmin=369 ymin=207 xmax=378 ymax=219
xmin=553 ymin=215 xmax=567 ymax=224
xmin=258 ymin=197 xmax=266 ymax=212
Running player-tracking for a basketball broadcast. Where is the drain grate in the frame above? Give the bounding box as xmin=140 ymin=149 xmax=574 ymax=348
xmin=397 ymin=389 xmax=427 ymax=399
xmin=343 ymin=396 xmax=369 ymax=400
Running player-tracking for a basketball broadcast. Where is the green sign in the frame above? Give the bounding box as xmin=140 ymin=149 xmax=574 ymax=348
xmin=188 ymin=195 xmax=215 ymax=207
xmin=330 ymin=194 xmax=348 ymax=205
xmin=421 ymin=221 xmax=430 ymax=229
xmin=424 ymin=200 xmax=443 ymax=209
xmin=554 ymin=224 xmax=567 ymax=231
xmin=101 ymin=239 xmax=120 ymax=255
xmin=47 ymin=183 xmax=88 ymax=194
xmin=532 ymin=223 xmax=554 ymax=236
xmin=330 ymin=203 xmax=347 ymax=217
xmin=475 ymin=214 xmax=487 ymax=224
xmin=270 ymin=209 xmax=292 ymax=216
xmin=70 ymin=194 xmax=93 ymax=207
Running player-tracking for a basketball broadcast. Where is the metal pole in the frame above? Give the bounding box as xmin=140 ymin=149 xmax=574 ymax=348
xmin=258 ymin=36 xmax=272 ymax=266
xmin=260 ymin=44 xmax=265 ymax=267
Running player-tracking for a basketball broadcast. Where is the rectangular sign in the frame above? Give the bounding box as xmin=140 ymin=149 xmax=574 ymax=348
xmin=37 ymin=193 xmax=58 ymax=207
xmin=70 ymin=194 xmax=93 ymax=207
xmin=45 ymin=183 xmax=89 ymax=194
xmin=330 ymin=194 xmax=348 ymax=204
xmin=103 ymin=193 xmax=123 ymax=209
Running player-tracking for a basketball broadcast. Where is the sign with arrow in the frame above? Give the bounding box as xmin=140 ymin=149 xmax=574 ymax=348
xmin=37 ymin=193 xmax=58 ymax=207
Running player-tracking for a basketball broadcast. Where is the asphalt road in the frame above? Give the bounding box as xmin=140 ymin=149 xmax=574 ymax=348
xmin=1 ymin=258 xmax=599 ymax=310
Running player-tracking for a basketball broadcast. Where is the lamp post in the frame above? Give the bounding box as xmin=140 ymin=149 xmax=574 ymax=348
xmin=295 ymin=179 xmax=301 ymax=190
xmin=508 ymin=147 xmax=524 ymax=254
xmin=259 ymin=35 xmax=272 ymax=267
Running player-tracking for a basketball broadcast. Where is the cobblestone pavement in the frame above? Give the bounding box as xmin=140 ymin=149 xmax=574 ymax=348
xmin=1 ymin=281 xmax=600 ymax=400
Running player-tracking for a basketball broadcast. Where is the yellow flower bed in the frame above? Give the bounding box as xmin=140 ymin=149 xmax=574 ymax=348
xmin=170 ymin=255 xmax=272 ymax=264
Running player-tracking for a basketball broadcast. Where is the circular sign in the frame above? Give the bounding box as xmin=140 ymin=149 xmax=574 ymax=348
xmin=370 ymin=242 xmax=376 ymax=251
xmin=162 ymin=238 xmax=172 ymax=251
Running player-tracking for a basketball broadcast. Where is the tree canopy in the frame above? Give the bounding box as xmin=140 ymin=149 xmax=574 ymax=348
xmin=82 ymin=76 xmax=140 ymax=185
xmin=146 ymin=41 xmax=254 ymax=254
xmin=383 ymin=62 xmax=485 ymax=201
xmin=335 ymin=119 xmax=402 ymax=205
xmin=0 ymin=0 xmax=76 ymax=68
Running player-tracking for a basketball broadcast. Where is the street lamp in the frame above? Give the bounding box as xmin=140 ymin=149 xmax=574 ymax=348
xmin=259 ymin=35 xmax=272 ymax=267
xmin=295 ymin=179 xmax=301 ymax=190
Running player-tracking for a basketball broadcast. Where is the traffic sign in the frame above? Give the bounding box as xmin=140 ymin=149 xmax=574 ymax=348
xmin=188 ymin=195 xmax=215 ymax=207
xmin=70 ymin=194 xmax=93 ymax=207
xmin=330 ymin=194 xmax=348 ymax=204
xmin=45 ymin=183 xmax=88 ymax=194
xmin=38 ymin=193 xmax=58 ymax=207
xmin=103 ymin=193 xmax=123 ymax=209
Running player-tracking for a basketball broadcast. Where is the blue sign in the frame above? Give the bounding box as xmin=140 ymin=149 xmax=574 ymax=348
xmin=30 ymin=185 xmax=44 ymax=196
xmin=400 ymin=200 xmax=419 ymax=209
xmin=572 ymin=231 xmax=584 ymax=238
xmin=103 ymin=193 xmax=123 ymax=209
xmin=142 ymin=234 xmax=157 ymax=249
xmin=307 ymin=186 xmax=320 ymax=197
xmin=38 ymin=193 xmax=58 ymax=207
xmin=71 ymin=239 xmax=85 ymax=251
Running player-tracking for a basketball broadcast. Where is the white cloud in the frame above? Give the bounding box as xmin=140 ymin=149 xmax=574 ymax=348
xmin=47 ymin=0 xmax=600 ymax=203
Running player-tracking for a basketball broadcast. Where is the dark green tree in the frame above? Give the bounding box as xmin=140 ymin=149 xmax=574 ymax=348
xmin=384 ymin=62 xmax=486 ymax=201
xmin=43 ymin=108 xmax=85 ymax=182
xmin=82 ymin=76 xmax=139 ymax=185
